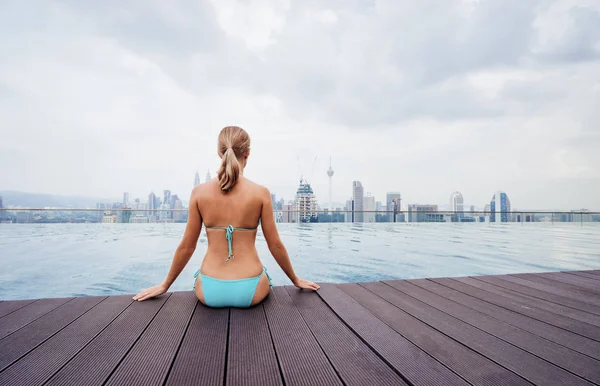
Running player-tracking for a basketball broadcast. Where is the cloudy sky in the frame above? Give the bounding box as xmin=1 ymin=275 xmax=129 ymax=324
xmin=1 ymin=0 xmax=599 ymax=210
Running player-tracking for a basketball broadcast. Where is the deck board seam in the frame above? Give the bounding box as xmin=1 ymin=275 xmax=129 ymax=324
xmin=222 ymin=308 xmax=230 ymax=386
xmin=528 ymin=273 xmax=600 ymax=295
xmin=470 ymin=276 xmax=600 ymax=317
xmin=0 ymin=299 xmax=40 ymax=320
xmin=40 ymin=299 xmax=135 ymax=386
xmin=0 ymin=298 xmax=75 ymax=342
xmin=99 ymin=293 xmax=173 ymax=386
xmin=431 ymin=278 xmax=600 ymax=361
xmin=363 ymin=282 xmax=533 ymax=386
xmin=385 ymin=280 xmax=598 ymax=384
xmin=315 ymin=283 xmax=464 ymax=386
xmin=160 ymin=298 xmax=198 ymax=386
xmin=0 ymin=296 xmax=108 ymax=374
xmin=262 ymin=304 xmax=287 ymax=386
xmin=281 ymin=288 xmax=347 ymax=386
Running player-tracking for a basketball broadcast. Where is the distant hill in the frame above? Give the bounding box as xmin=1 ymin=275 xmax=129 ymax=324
xmin=0 ymin=191 xmax=116 ymax=208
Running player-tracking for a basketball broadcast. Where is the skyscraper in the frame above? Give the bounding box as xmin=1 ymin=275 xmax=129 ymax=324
xmin=364 ymin=193 xmax=376 ymax=223
xmin=163 ymin=190 xmax=171 ymax=206
xmin=352 ymin=181 xmax=364 ymax=223
xmin=170 ymin=194 xmax=179 ymax=210
xmin=205 ymin=170 xmax=211 ymax=183
xmin=386 ymin=192 xmax=401 ymax=222
xmin=194 ymin=171 xmax=200 ymax=187
xmin=449 ymin=191 xmax=464 ymax=221
xmin=327 ymin=157 xmax=334 ymax=211
xmin=0 ymin=196 xmax=4 ymax=221
xmin=490 ymin=191 xmax=511 ymax=222
xmin=148 ymin=191 xmax=157 ymax=218
xmin=294 ymin=178 xmax=318 ymax=222
xmin=123 ymin=192 xmax=130 ymax=207
xmin=449 ymin=191 xmax=464 ymax=213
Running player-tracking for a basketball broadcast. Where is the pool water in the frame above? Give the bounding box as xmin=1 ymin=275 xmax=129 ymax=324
xmin=1 ymin=223 xmax=599 ymax=300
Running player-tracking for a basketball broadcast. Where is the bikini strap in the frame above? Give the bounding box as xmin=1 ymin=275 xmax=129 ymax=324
xmin=205 ymin=225 xmax=257 ymax=262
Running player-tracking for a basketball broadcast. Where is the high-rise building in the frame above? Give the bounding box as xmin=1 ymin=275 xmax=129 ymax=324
xmin=386 ymin=192 xmax=401 ymax=222
xmin=345 ymin=199 xmax=353 ymax=223
xmin=364 ymin=193 xmax=376 ymax=223
xmin=194 ymin=171 xmax=200 ymax=187
xmin=173 ymin=199 xmax=185 ymax=222
xmin=148 ymin=192 xmax=157 ymax=218
xmin=123 ymin=192 xmax=130 ymax=207
xmin=205 ymin=170 xmax=211 ymax=183
xmin=352 ymin=181 xmax=364 ymax=222
xmin=163 ymin=190 xmax=171 ymax=206
xmin=293 ymin=178 xmax=318 ymax=222
xmin=407 ymin=204 xmax=443 ymax=222
xmin=327 ymin=157 xmax=334 ymax=211
xmin=490 ymin=191 xmax=511 ymax=222
xmin=170 ymin=194 xmax=179 ymax=210
xmin=450 ymin=191 xmax=464 ymax=213
xmin=281 ymin=203 xmax=294 ymax=223
xmin=0 ymin=196 xmax=4 ymax=221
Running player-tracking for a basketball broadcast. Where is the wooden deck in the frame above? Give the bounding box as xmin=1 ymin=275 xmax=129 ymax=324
xmin=1 ymin=270 xmax=600 ymax=386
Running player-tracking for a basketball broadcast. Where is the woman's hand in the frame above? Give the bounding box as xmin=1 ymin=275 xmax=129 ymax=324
xmin=293 ymin=277 xmax=320 ymax=291
xmin=133 ymin=283 xmax=169 ymax=301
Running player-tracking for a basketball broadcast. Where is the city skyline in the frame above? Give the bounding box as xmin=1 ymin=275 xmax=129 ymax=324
xmin=1 ymin=2 xmax=599 ymax=210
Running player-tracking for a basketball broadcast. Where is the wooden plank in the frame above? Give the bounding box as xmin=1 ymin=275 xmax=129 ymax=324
xmin=0 ymin=296 xmax=106 ymax=372
xmin=498 ymin=275 xmax=600 ymax=307
xmin=317 ymin=284 xmax=469 ymax=386
xmin=262 ymin=287 xmax=342 ymax=386
xmin=424 ymin=278 xmax=600 ymax=361
xmin=226 ymin=303 xmax=283 ymax=386
xmin=337 ymin=283 xmax=530 ymax=386
xmin=0 ymin=296 xmax=133 ymax=386
xmin=0 ymin=299 xmax=37 ymax=319
xmin=455 ymin=277 xmax=600 ymax=327
xmin=0 ymin=298 xmax=72 ymax=339
xmin=474 ymin=276 xmax=600 ymax=316
xmin=538 ymin=272 xmax=600 ymax=293
xmin=285 ymin=286 xmax=407 ymax=386
xmin=45 ymin=294 xmax=170 ymax=386
xmin=513 ymin=273 xmax=600 ymax=298
xmin=396 ymin=279 xmax=600 ymax=384
xmin=104 ymin=292 xmax=197 ymax=386
xmin=370 ymin=280 xmax=592 ymax=386
xmin=568 ymin=271 xmax=600 ymax=280
xmin=164 ymin=303 xmax=228 ymax=386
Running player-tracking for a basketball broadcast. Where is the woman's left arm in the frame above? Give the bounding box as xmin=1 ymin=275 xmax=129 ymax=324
xmin=133 ymin=190 xmax=202 ymax=301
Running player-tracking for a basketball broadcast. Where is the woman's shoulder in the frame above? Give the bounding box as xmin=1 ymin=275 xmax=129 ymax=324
xmin=239 ymin=177 xmax=270 ymax=197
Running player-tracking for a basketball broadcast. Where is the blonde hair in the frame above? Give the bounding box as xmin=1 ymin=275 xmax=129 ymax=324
xmin=217 ymin=126 xmax=251 ymax=192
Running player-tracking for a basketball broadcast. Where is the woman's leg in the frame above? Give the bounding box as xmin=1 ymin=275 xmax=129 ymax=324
xmin=250 ymin=272 xmax=271 ymax=306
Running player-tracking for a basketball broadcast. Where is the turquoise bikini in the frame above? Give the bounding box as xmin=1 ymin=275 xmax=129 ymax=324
xmin=193 ymin=225 xmax=272 ymax=308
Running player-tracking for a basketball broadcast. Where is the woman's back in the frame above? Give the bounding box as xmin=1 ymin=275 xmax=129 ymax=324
xmin=198 ymin=177 xmax=266 ymax=279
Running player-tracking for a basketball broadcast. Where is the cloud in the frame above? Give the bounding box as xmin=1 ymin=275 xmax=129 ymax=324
xmin=0 ymin=0 xmax=598 ymax=210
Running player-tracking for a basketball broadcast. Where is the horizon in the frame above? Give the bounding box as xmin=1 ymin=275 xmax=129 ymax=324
xmin=0 ymin=189 xmax=597 ymax=212
xmin=1 ymin=1 xmax=599 ymax=210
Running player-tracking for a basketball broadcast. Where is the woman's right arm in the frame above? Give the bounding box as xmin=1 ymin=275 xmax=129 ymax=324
xmin=133 ymin=189 xmax=202 ymax=301
xmin=260 ymin=187 xmax=319 ymax=291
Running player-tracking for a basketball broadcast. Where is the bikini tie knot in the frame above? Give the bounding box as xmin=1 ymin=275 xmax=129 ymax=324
xmin=225 ymin=225 xmax=235 ymax=262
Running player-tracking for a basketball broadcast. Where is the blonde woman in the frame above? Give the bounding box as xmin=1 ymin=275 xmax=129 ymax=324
xmin=134 ymin=126 xmax=319 ymax=307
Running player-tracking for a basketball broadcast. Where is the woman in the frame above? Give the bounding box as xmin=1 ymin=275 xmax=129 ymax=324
xmin=133 ymin=126 xmax=319 ymax=307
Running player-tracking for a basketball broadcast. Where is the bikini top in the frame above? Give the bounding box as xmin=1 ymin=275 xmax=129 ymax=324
xmin=205 ymin=224 xmax=257 ymax=262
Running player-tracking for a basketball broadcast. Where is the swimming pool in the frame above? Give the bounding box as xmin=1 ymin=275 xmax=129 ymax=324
xmin=1 ymin=223 xmax=599 ymax=300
